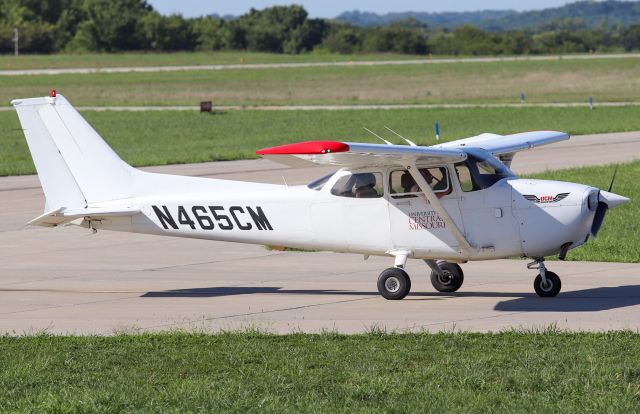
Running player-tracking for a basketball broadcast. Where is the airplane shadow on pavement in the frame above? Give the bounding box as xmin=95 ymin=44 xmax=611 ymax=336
xmin=142 ymin=285 xmax=640 ymax=312
xmin=142 ymin=286 xmax=380 ymax=298
xmin=494 ymin=284 xmax=640 ymax=312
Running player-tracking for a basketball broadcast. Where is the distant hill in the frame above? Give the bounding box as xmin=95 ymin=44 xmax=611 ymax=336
xmin=335 ymin=1 xmax=640 ymax=31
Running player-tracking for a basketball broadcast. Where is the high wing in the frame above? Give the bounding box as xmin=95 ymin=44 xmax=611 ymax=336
xmin=432 ymin=131 xmax=569 ymax=156
xmin=257 ymin=131 xmax=568 ymax=169
xmin=256 ymin=141 xmax=467 ymax=168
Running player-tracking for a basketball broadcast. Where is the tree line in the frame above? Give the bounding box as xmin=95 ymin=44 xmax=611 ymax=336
xmin=1 ymin=0 xmax=639 ymax=55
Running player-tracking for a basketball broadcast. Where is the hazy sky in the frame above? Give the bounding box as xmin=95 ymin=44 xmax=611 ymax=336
xmin=146 ymin=1 xmax=581 ymax=18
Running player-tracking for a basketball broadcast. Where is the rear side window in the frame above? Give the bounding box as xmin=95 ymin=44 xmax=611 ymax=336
xmin=331 ymin=172 xmax=383 ymax=198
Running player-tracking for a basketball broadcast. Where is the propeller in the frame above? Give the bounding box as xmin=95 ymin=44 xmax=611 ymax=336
xmin=591 ymin=165 xmax=622 ymax=237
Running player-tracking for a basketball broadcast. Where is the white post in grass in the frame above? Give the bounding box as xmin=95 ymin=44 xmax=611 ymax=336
xmin=13 ymin=28 xmax=19 ymax=56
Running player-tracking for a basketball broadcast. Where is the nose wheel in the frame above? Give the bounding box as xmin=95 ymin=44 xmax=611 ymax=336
xmin=529 ymin=259 xmax=562 ymax=297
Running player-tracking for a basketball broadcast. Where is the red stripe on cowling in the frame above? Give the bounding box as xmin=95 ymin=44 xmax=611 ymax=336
xmin=256 ymin=141 xmax=349 ymax=155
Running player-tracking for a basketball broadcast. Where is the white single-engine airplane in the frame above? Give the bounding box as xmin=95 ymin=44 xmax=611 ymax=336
xmin=12 ymin=93 xmax=629 ymax=299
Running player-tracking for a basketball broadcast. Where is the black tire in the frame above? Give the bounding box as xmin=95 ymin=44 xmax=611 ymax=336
xmin=430 ymin=261 xmax=464 ymax=293
xmin=377 ymin=268 xmax=411 ymax=300
xmin=534 ymin=271 xmax=561 ymax=297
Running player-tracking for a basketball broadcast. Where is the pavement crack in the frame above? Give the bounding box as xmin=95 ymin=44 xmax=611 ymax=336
xmin=137 ymin=296 xmax=379 ymax=332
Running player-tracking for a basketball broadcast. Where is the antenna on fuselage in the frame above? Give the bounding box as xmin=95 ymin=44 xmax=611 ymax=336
xmin=384 ymin=126 xmax=417 ymax=146
xmin=363 ymin=127 xmax=392 ymax=145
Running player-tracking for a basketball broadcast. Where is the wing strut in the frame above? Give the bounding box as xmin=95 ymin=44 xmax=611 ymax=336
xmin=406 ymin=161 xmax=473 ymax=254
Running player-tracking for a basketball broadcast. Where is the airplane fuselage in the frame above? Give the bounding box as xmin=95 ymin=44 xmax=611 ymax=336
xmin=88 ymin=167 xmax=598 ymax=262
xmin=13 ymin=93 xmax=629 ymax=299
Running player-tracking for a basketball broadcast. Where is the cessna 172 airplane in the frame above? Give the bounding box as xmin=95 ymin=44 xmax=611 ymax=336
xmin=12 ymin=93 xmax=629 ymax=300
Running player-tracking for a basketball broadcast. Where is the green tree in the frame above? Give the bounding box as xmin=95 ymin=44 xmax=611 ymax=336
xmin=362 ymin=20 xmax=428 ymax=54
xmin=231 ymin=5 xmax=313 ymax=53
xmin=283 ymin=18 xmax=327 ymax=53
xmin=141 ymin=12 xmax=195 ymax=51
xmin=71 ymin=0 xmax=152 ymax=52
xmin=498 ymin=31 xmax=534 ymax=54
xmin=192 ymin=16 xmax=225 ymax=51
xmin=322 ymin=23 xmax=362 ymax=54
xmin=619 ymin=24 xmax=640 ymax=51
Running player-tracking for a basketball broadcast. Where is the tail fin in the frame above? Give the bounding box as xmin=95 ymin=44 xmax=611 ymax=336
xmin=11 ymin=94 xmax=135 ymax=211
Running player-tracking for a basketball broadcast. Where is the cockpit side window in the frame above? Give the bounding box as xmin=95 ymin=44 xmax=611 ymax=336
xmin=454 ymin=163 xmax=474 ymax=192
xmin=331 ymin=172 xmax=383 ymax=198
xmin=455 ymin=150 xmax=514 ymax=192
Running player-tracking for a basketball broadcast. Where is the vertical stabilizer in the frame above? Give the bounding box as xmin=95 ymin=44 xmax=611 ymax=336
xmin=11 ymin=94 xmax=135 ymax=211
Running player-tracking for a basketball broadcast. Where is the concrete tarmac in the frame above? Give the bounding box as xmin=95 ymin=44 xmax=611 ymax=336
xmin=1 ymin=131 xmax=639 ymax=334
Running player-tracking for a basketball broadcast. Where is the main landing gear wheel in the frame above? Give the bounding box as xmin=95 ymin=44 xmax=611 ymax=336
xmin=534 ymin=271 xmax=561 ymax=297
xmin=377 ymin=267 xmax=411 ymax=300
xmin=430 ymin=261 xmax=464 ymax=293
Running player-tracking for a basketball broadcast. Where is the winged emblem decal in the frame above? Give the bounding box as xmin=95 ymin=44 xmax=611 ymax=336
xmin=523 ymin=193 xmax=570 ymax=204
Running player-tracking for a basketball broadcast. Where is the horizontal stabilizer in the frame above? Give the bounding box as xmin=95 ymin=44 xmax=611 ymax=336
xmin=28 ymin=206 xmax=140 ymax=227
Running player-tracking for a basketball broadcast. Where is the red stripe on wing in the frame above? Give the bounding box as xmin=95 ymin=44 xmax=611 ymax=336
xmin=256 ymin=141 xmax=349 ymax=155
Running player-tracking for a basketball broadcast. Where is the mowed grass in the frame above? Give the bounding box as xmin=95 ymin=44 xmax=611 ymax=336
xmin=526 ymin=161 xmax=640 ymax=263
xmin=0 ymin=51 xmax=427 ymax=71
xmin=3 ymin=106 xmax=640 ymax=176
xmin=2 ymin=57 xmax=640 ymax=106
xmin=2 ymin=331 xmax=640 ymax=412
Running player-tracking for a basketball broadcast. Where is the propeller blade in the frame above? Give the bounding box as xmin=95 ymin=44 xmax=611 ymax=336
xmin=590 ymin=201 xmax=608 ymax=237
xmin=608 ymin=165 xmax=619 ymax=192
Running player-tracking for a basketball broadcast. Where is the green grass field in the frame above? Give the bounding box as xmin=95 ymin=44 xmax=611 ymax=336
xmin=0 ymin=51 xmax=429 ymax=71
xmin=3 ymin=57 xmax=640 ymax=106
xmin=3 ymin=106 xmax=640 ymax=176
xmin=1 ymin=331 xmax=640 ymax=412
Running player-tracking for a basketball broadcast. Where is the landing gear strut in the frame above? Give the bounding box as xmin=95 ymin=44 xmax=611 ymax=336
xmin=377 ymin=251 xmax=412 ymax=300
xmin=528 ymin=258 xmax=561 ymax=297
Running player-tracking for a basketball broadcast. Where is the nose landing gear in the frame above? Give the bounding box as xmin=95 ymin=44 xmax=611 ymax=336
xmin=528 ymin=258 xmax=562 ymax=297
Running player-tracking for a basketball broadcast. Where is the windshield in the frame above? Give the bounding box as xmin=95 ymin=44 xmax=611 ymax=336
xmin=307 ymin=172 xmax=335 ymax=191
xmin=455 ymin=148 xmax=515 ymax=192
xmin=330 ymin=172 xmax=383 ymax=198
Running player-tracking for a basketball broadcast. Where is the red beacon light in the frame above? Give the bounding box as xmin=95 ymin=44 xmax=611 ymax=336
xmin=50 ymin=89 xmax=57 ymax=97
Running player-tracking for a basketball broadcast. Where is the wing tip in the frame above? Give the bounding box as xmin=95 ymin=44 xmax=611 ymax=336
xmin=256 ymin=141 xmax=349 ymax=155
